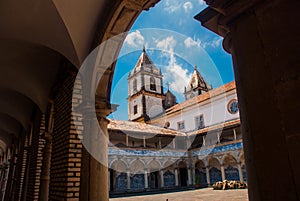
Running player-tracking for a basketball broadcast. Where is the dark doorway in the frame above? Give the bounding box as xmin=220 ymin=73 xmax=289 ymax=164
xmin=179 ymin=168 xmax=188 ymax=187
xmin=109 ymin=169 xmax=114 ymax=192
xmin=150 ymin=171 xmax=159 ymax=189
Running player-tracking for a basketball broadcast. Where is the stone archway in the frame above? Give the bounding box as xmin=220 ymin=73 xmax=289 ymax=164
xmin=130 ymin=160 xmax=146 ymax=190
xmin=110 ymin=160 xmax=128 ymax=192
xmin=178 ymin=161 xmax=188 ymax=187
xmin=222 ymin=154 xmax=239 ymax=181
xmin=195 ymin=160 xmax=207 ymax=187
xmin=208 ymin=158 xmax=222 ymax=184
xmin=148 ymin=160 xmax=161 ymax=189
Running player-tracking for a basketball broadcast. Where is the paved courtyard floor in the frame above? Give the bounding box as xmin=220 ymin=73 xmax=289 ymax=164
xmin=110 ymin=188 xmax=248 ymax=201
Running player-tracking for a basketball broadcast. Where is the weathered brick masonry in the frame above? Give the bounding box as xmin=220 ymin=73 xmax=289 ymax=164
xmin=49 ymin=71 xmax=83 ymax=200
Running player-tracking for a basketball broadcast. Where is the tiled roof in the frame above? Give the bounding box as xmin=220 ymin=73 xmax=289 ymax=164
xmin=166 ymin=81 xmax=236 ymax=114
xmin=187 ymin=118 xmax=240 ymax=136
xmin=108 ymin=119 xmax=186 ymax=136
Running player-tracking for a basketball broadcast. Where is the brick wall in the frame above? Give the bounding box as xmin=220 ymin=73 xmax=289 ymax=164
xmin=49 ymin=72 xmax=83 ymax=200
xmin=26 ymin=113 xmax=45 ymax=201
xmin=14 ymin=134 xmax=28 ymax=201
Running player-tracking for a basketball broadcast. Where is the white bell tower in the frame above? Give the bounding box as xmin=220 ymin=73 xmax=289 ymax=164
xmin=128 ymin=47 xmax=165 ymax=122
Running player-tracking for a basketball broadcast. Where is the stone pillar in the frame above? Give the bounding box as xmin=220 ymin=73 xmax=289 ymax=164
xmin=187 ymin=168 xmax=192 ymax=186
xmin=79 ymin=99 xmax=112 ymax=201
xmin=174 ymin=169 xmax=179 ymax=186
xmin=108 ymin=170 xmax=110 ymax=192
xmin=206 ymin=167 xmax=210 ymax=186
xmin=158 ymin=138 xmax=162 ymax=149
xmin=238 ymin=163 xmax=244 ymax=183
xmin=126 ymin=171 xmax=131 ymax=190
xmin=143 ymin=136 xmax=146 ymax=148
xmin=233 ymin=129 xmax=237 ymax=141
xmin=221 ymin=165 xmax=225 ymax=181
xmin=172 ymin=139 xmax=176 ymax=149
xmin=202 ymin=136 xmax=206 ymax=146
xmin=192 ymin=167 xmax=196 ymax=185
xmin=39 ymin=132 xmax=52 ymax=201
xmin=144 ymin=170 xmax=148 ymax=189
xmin=160 ymin=170 xmax=164 ymax=188
xmin=126 ymin=134 xmax=129 ymax=147
xmin=196 ymin=1 xmax=300 ymax=200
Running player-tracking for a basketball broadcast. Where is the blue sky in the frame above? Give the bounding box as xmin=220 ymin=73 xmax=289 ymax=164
xmin=108 ymin=0 xmax=234 ymax=120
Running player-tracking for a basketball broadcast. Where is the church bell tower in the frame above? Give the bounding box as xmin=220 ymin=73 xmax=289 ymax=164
xmin=128 ymin=47 xmax=165 ymax=122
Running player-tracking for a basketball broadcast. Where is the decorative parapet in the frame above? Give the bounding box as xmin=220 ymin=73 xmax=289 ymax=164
xmin=108 ymin=147 xmax=188 ymax=157
xmin=192 ymin=142 xmax=243 ymax=157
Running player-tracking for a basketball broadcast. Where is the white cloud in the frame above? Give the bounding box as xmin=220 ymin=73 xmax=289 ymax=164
xmin=155 ymin=36 xmax=190 ymax=94
xmin=210 ymin=37 xmax=222 ymax=48
xmin=124 ymin=30 xmax=145 ymax=48
xmin=164 ymin=0 xmax=182 ymax=13
xmin=166 ymin=56 xmax=191 ymax=93
xmin=183 ymin=2 xmax=193 ymax=13
xmin=184 ymin=37 xmax=201 ymax=48
xmin=201 ymin=37 xmax=222 ymax=49
xmin=155 ymin=36 xmax=177 ymax=52
xmin=199 ymin=0 xmax=206 ymax=6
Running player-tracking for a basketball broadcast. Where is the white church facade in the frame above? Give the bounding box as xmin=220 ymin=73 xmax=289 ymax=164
xmin=108 ymin=49 xmax=246 ymax=194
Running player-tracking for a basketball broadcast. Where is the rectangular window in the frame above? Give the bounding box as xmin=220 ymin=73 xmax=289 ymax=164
xmin=177 ymin=121 xmax=185 ymax=130
xmin=195 ymin=115 xmax=205 ymax=129
xmin=134 ymin=105 xmax=138 ymax=115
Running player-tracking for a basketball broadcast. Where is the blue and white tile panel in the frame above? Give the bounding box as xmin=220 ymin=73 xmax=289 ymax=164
xmin=192 ymin=142 xmax=243 ymax=157
xmin=108 ymin=148 xmax=188 ymax=157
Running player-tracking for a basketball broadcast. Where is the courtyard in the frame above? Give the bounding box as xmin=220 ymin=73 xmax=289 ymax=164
xmin=110 ymin=188 xmax=248 ymax=201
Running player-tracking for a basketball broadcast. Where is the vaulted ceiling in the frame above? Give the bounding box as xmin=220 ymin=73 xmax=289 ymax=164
xmin=0 ymin=0 xmax=159 ymax=158
xmin=0 ymin=0 xmax=121 ymax=157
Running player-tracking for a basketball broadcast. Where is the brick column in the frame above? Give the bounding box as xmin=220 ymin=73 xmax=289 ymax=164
xmin=39 ymin=132 xmax=52 ymax=200
xmin=49 ymin=73 xmax=82 ymax=200
xmin=0 ymin=163 xmax=9 ymax=200
xmin=15 ymin=134 xmax=30 ymax=201
xmin=26 ymin=114 xmax=45 ymax=201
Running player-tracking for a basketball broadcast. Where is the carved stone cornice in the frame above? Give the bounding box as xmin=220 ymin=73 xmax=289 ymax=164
xmin=194 ymin=0 xmax=269 ymax=37
xmin=102 ymin=0 xmax=160 ymax=41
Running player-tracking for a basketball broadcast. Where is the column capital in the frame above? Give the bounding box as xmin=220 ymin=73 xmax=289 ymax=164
xmin=95 ymin=96 xmax=118 ymax=118
xmin=222 ymin=33 xmax=232 ymax=54
xmin=195 ymin=0 xmax=266 ymax=37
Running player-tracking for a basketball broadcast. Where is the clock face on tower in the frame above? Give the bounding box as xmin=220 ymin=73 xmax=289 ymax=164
xmin=228 ymin=99 xmax=239 ymax=114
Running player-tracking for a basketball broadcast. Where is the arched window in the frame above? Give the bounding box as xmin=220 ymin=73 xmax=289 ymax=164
xmin=150 ymin=76 xmax=156 ymax=91
xmin=133 ymin=78 xmax=137 ymax=92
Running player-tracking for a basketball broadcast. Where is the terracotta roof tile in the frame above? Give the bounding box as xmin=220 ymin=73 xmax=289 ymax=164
xmin=108 ymin=119 xmax=186 ymax=136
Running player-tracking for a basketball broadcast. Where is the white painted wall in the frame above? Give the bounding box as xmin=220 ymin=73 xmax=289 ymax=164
xmin=152 ymin=89 xmax=239 ymax=132
xmin=128 ymin=96 xmax=143 ymax=120
xmin=128 ymin=74 xmax=142 ymax=96
xmin=145 ymin=95 xmax=164 ymax=118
